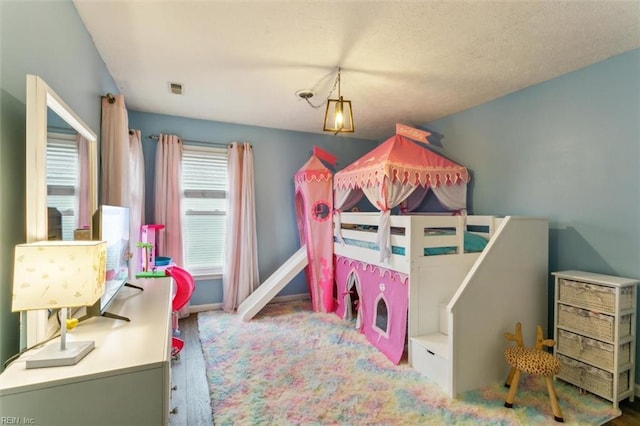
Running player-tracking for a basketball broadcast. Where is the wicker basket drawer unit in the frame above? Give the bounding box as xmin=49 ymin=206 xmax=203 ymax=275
xmin=559 ymin=279 xmax=634 ymax=313
xmin=557 ymin=304 xmax=631 ymax=342
xmin=553 ymin=270 xmax=639 ymax=408
xmin=556 ymin=329 xmax=630 ymax=370
xmin=557 ymin=354 xmax=630 ymax=400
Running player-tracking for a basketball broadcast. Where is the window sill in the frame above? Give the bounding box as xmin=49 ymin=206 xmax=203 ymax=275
xmin=187 ymin=269 xmax=222 ymax=280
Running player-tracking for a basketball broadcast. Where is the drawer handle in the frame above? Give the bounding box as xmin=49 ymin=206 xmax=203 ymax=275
xmin=427 ymin=349 xmax=435 ymax=355
xmin=170 ymin=407 xmax=178 ymax=415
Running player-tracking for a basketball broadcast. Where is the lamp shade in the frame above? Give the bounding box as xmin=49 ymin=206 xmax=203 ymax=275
xmin=12 ymin=240 xmax=107 ymax=311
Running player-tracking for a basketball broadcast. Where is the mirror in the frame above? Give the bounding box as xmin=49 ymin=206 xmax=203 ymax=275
xmin=25 ymin=75 xmax=98 ymax=346
xmin=46 ymin=107 xmax=93 ymax=240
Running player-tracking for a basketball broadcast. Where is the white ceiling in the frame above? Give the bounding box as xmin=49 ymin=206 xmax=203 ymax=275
xmin=73 ymin=1 xmax=640 ymax=141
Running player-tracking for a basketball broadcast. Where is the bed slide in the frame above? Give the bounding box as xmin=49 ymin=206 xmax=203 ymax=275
xmin=237 ymin=244 xmax=308 ymax=322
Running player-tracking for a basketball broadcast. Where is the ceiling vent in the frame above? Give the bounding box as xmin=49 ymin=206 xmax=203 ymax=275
xmin=169 ymin=82 xmax=184 ymax=95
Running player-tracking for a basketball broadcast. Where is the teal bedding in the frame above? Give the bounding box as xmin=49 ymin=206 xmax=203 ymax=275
xmin=338 ymin=230 xmax=488 ymax=256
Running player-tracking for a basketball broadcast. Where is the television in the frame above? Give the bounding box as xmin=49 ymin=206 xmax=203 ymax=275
xmin=81 ymin=205 xmax=138 ymax=322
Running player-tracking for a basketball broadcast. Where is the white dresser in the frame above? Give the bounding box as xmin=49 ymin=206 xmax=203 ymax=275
xmin=0 ymin=277 xmax=173 ymax=425
xmin=552 ymin=270 xmax=638 ymax=408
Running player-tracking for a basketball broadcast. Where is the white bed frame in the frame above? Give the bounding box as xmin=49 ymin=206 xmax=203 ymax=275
xmin=334 ymin=213 xmax=549 ymax=397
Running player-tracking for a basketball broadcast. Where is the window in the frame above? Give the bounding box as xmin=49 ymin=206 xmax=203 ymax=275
xmin=181 ymin=145 xmax=227 ymax=277
xmin=46 ymin=133 xmax=78 ymax=240
xmin=374 ymin=296 xmax=389 ymax=334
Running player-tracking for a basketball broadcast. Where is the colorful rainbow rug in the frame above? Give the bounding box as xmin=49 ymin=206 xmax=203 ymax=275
xmin=198 ymin=300 xmax=621 ymax=425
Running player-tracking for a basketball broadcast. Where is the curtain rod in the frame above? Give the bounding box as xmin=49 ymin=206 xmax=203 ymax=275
xmin=149 ymin=135 xmax=250 ymax=148
xmin=101 ymin=93 xmax=116 ymax=104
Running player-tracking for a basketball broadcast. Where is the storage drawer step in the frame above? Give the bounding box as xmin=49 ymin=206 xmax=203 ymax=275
xmin=410 ymin=336 xmax=449 ymax=394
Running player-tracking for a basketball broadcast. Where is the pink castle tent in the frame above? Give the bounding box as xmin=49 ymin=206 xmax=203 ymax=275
xmin=294 ymin=152 xmax=334 ymax=313
xmin=333 ymin=124 xmax=470 ymax=364
xmin=335 ymin=256 xmax=409 ymax=364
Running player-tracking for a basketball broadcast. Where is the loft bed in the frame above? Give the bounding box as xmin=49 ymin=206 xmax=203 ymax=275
xmin=334 ymin=212 xmax=548 ymax=397
xmin=332 ymin=125 xmax=548 ymax=397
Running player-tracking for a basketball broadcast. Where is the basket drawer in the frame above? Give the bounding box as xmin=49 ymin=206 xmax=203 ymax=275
xmin=558 ymin=354 xmax=630 ymax=400
xmin=557 ymin=304 xmax=631 ymax=341
xmin=559 ymin=279 xmax=633 ymax=313
xmin=557 ymin=329 xmax=630 ymax=370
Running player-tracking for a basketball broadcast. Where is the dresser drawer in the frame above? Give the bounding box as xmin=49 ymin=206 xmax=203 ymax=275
xmin=559 ymin=279 xmax=633 ymax=313
xmin=557 ymin=354 xmax=630 ymax=400
xmin=557 ymin=329 xmax=630 ymax=370
xmin=558 ymin=304 xmax=631 ymax=341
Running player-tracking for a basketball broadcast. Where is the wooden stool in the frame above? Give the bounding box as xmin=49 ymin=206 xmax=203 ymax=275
xmin=504 ymin=322 xmax=564 ymax=423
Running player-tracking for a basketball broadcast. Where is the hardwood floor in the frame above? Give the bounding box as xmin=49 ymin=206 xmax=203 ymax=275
xmin=170 ymin=314 xmax=213 ymax=426
xmin=172 ymin=313 xmax=639 ymax=425
xmin=605 ymin=397 xmax=640 ymax=426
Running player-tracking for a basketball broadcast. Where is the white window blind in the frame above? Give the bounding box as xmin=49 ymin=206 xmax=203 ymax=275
xmin=46 ymin=133 xmax=78 ymax=240
xmin=181 ymin=145 xmax=228 ymax=276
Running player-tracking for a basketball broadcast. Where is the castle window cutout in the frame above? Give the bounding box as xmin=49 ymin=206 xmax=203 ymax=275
xmin=375 ymin=296 xmax=389 ymax=334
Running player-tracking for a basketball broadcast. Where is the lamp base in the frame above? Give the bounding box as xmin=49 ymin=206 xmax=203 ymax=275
xmin=26 ymin=340 xmax=95 ymax=369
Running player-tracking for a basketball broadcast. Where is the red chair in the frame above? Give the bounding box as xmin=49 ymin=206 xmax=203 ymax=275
xmin=165 ymin=266 xmax=195 ymax=359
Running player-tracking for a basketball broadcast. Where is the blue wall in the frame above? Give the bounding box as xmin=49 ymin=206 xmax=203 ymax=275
xmin=128 ymin=111 xmax=377 ymax=305
xmin=0 ymin=0 xmax=118 ymax=366
xmin=426 ymin=48 xmax=640 ymax=383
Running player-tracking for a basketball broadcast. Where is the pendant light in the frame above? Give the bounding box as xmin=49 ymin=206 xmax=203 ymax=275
xmin=323 ymin=68 xmax=354 ymax=134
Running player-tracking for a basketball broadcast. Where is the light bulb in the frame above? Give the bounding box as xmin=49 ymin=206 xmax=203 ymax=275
xmin=334 ymin=101 xmax=344 ymax=129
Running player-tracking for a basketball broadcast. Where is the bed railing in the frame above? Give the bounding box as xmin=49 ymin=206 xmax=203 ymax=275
xmin=335 ymin=212 xmax=498 ymax=259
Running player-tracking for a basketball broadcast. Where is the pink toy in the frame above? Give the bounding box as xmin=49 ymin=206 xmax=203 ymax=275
xmin=139 ymin=224 xmax=174 ymax=273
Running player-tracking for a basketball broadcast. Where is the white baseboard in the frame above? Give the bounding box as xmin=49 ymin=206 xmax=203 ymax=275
xmin=269 ymin=293 xmax=310 ymax=303
xmin=189 ymin=303 xmax=222 ymax=313
xmin=188 ymin=293 xmax=310 ymax=315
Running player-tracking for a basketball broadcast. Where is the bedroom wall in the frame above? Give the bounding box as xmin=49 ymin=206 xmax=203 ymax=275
xmin=425 ymin=48 xmax=640 ymax=385
xmin=0 ymin=1 xmax=118 ymax=366
xmin=128 ymin=110 xmax=377 ymax=306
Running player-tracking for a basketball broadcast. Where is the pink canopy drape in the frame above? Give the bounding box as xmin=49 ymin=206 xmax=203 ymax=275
xmin=128 ymin=129 xmax=145 ymax=279
xmin=223 ymin=142 xmax=259 ymax=312
xmin=100 ymin=95 xmax=129 ymax=206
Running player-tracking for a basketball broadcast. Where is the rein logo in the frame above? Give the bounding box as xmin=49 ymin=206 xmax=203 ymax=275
xmin=0 ymin=418 xmax=35 ymax=424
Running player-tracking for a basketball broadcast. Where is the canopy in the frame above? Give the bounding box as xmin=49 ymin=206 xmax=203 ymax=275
xmin=334 ymin=125 xmax=471 ymax=261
